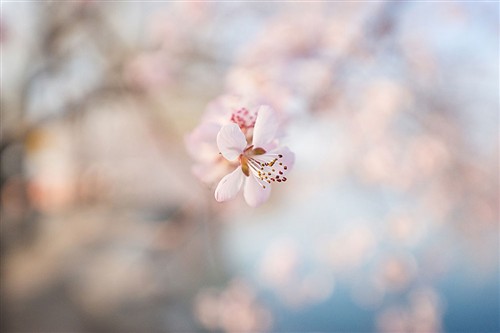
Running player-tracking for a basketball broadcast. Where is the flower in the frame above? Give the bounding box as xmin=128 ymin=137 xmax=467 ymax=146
xmin=185 ymin=95 xmax=260 ymax=184
xmin=186 ymin=95 xmax=288 ymax=184
xmin=214 ymin=106 xmax=294 ymax=207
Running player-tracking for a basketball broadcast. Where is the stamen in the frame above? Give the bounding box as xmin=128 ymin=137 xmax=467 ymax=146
xmin=242 ymin=150 xmax=290 ymax=189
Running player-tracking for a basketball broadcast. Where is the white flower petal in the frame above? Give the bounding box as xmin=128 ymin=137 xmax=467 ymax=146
xmin=216 ymin=123 xmax=247 ymax=161
xmin=214 ymin=167 xmax=244 ymax=202
xmin=244 ymin=175 xmax=271 ymax=207
xmin=252 ymin=105 xmax=279 ymax=149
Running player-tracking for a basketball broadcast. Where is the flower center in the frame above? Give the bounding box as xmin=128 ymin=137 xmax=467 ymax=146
xmin=230 ymin=108 xmax=257 ymax=134
xmin=239 ymin=147 xmax=288 ymax=189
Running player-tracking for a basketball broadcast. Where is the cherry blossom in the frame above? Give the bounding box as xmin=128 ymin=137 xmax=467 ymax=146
xmin=185 ymin=95 xmax=260 ymax=184
xmin=214 ymin=106 xmax=294 ymax=207
xmin=185 ymin=95 xmax=288 ymax=184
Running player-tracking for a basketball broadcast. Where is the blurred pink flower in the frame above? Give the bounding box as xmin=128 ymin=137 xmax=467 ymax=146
xmin=124 ymin=52 xmax=176 ymax=91
xmin=214 ymin=106 xmax=294 ymax=207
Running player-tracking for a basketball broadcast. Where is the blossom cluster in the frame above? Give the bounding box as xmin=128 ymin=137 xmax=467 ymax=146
xmin=186 ymin=96 xmax=294 ymax=207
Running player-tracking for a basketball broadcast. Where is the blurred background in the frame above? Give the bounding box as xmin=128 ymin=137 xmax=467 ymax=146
xmin=1 ymin=1 xmax=498 ymax=332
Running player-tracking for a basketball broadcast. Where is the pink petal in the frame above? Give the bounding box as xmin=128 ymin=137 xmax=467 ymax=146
xmin=214 ymin=167 xmax=244 ymax=202
xmin=244 ymin=175 xmax=271 ymax=207
xmin=217 ymin=123 xmax=247 ymax=161
xmin=252 ymin=105 xmax=279 ymax=149
xmin=192 ymin=158 xmax=233 ymax=184
xmin=202 ymin=95 xmax=242 ymax=125
xmin=185 ymin=122 xmax=221 ymax=161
